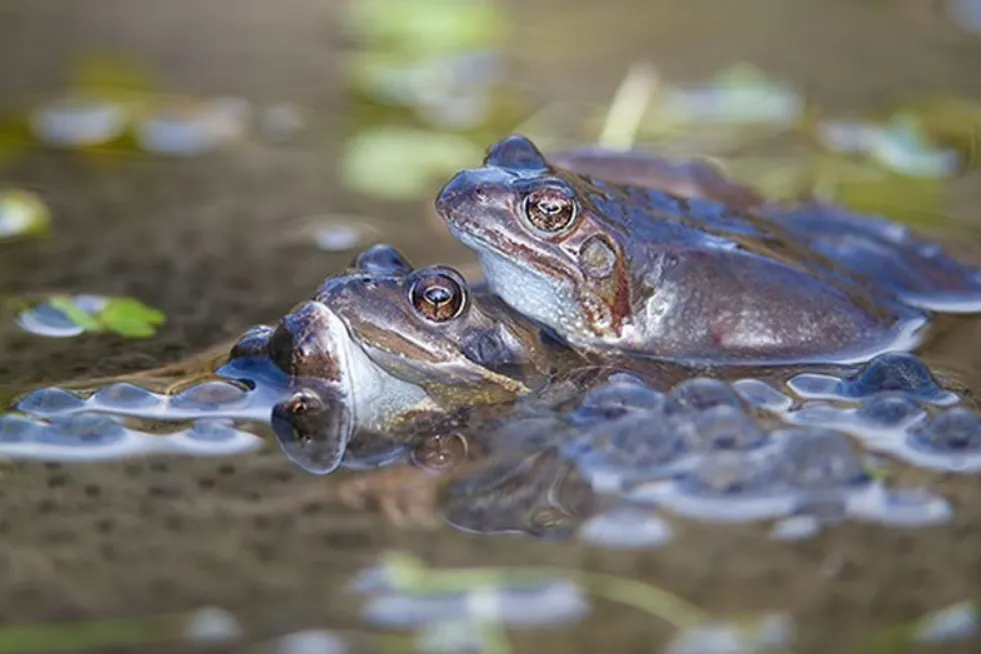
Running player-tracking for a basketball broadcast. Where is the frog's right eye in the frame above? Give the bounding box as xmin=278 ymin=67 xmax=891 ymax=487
xmin=408 ymin=268 xmax=469 ymax=323
xmin=521 ymin=186 xmax=579 ymax=235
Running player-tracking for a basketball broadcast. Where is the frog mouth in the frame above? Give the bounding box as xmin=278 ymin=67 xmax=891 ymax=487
xmin=267 ymin=301 xmax=359 ymax=474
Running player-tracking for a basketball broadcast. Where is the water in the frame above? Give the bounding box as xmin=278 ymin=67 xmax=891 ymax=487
xmin=3 ymin=1 xmax=981 ymax=652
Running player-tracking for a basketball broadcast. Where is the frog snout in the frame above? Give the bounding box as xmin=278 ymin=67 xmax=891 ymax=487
xmin=436 ymin=168 xmax=507 ymax=218
xmin=436 ymin=170 xmax=475 ymax=217
xmin=268 ymin=301 xmax=342 ymax=381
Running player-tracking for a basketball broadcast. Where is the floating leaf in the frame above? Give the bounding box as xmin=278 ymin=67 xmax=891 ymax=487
xmin=47 ymin=295 xmax=103 ymax=333
xmin=341 ymin=127 xmax=483 ymax=200
xmin=13 ymin=294 xmax=164 ymax=339
xmin=15 ymin=294 xmax=108 ymax=338
xmin=0 ymin=189 xmax=51 ymax=241
xmin=95 ymin=297 xmax=166 ymax=338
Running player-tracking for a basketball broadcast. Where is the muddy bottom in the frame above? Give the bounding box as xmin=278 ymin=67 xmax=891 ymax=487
xmin=4 ymin=1 xmax=981 ymax=653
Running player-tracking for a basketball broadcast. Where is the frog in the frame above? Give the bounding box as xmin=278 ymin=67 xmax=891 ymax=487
xmin=225 ymin=244 xmax=585 ymax=476
xmin=435 ymin=135 xmax=981 ymax=365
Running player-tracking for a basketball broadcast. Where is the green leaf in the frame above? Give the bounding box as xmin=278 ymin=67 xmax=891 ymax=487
xmin=47 ymin=295 xmax=103 ymax=333
xmin=95 ymin=297 xmax=166 ymax=338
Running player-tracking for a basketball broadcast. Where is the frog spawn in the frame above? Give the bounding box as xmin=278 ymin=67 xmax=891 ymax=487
xmin=553 ymin=373 xmax=951 ymax=542
xmin=782 ymin=352 xmax=981 ymax=472
xmin=1 ymin=379 xmax=274 ymax=461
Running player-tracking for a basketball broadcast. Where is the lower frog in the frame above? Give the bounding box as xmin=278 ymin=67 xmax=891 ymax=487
xmin=225 ymin=244 xmax=584 ymax=476
xmin=435 ymin=135 xmax=981 ymax=365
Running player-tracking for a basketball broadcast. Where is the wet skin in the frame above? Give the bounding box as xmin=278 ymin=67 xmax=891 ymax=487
xmin=436 ymin=135 xmax=981 ymax=365
xmin=549 ymin=147 xmax=763 ymax=211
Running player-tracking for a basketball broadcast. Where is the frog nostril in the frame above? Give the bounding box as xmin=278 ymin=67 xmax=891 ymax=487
xmin=436 ymin=172 xmax=469 ymax=213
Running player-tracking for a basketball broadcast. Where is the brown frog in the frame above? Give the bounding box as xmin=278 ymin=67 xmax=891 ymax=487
xmin=434 ymin=135 xmax=981 ymax=365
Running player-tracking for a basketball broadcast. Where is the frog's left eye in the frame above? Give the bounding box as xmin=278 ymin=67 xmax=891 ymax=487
xmin=522 ymin=187 xmax=579 ymax=234
xmin=409 ymin=268 xmax=468 ymax=323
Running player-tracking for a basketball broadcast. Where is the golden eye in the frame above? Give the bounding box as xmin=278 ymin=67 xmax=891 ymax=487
xmin=409 ymin=270 xmax=467 ymax=322
xmin=522 ymin=187 xmax=578 ymax=233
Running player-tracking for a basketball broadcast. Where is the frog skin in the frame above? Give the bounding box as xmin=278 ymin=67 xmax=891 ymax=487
xmin=541 ymin=146 xmax=981 ymax=315
xmin=549 ymin=147 xmax=763 ymax=211
xmin=435 ymin=135 xmax=981 ymax=365
xmin=311 ymin=244 xmax=562 ymax=402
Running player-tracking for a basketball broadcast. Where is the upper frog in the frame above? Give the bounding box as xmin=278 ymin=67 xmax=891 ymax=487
xmin=436 ymin=135 xmax=981 ymax=365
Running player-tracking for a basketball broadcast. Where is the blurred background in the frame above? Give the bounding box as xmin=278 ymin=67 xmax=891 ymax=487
xmin=3 ymin=1 xmax=981 ymax=653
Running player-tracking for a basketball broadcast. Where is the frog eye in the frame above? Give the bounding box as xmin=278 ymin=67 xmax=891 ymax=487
xmin=409 ymin=268 xmax=468 ymax=322
xmin=522 ymin=187 xmax=579 ymax=234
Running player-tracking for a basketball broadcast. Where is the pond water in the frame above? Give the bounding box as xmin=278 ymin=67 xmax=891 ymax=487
xmin=3 ymin=1 xmax=981 ymax=653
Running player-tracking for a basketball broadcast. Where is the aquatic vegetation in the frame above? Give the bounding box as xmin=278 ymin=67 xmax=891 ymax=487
xmin=341 ymin=126 xmax=485 ymax=200
xmin=11 ymin=294 xmax=166 ymax=338
xmin=348 ymin=551 xmax=804 ymax=653
xmin=0 ymin=189 xmax=51 ymax=241
xmin=0 ymin=606 xmax=241 ymax=653
xmin=346 ymin=0 xmax=508 ymax=130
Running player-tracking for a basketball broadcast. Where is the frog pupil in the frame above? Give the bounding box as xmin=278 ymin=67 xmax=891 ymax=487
xmin=425 ymin=285 xmax=452 ymax=305
xmin=539 ymin=200 xmax=561 ymax=214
